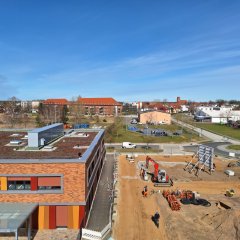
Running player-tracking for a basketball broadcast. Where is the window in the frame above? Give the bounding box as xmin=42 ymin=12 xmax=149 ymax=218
xmin=88 ymin=158 xmax=97 ymax=183
xmin=99 ymin=107 xmax=104 ymax=114
xmin=38 ymin=176 xmax=61 ymax=190
xmin=7 ymin=181 xmax=31 ymax=190
xmin=3 ymin=176 xmax=62 ymax=192
xmin=90 ymin=107 xmax=95 ymax=115
xmin=38 ymin=186 xmax=61 ymax=190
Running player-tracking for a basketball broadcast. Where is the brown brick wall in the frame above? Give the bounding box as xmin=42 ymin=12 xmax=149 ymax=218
xmin=0 ymin=162 xmax=86 ymax=203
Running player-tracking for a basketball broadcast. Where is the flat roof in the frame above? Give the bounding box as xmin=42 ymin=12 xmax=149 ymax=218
xmin=28 ymin=123 xmax=63 ymax=133
xmin=0 ymin=130 xmax=99 ymax=160
xmin=0 ymin=203 xmax=38 ymax=232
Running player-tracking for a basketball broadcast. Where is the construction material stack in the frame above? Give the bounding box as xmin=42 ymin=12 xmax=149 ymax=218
xmin=163 ymin=190 xmax=181 ymax=211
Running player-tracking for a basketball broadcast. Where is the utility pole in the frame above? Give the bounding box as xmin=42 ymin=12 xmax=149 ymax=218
xmin=125 ymin=116 xmax=127 ymax=131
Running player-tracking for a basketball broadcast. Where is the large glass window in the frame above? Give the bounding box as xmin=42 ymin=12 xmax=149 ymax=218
xmin=7 ymin=181 xmax=31 ymax=190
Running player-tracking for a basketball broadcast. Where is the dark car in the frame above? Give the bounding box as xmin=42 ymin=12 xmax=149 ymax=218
xmin=155 ymin=131 xmax=167 ymax=136
xmin=141 ymin=145 xmax=151 ymax=150
xmin=173 ymin=132 xmax=180 ymax=136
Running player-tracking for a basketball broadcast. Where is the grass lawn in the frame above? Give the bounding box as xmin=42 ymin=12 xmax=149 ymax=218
xmin=173 ymin=113 xmax=195 ymax=124
xmin=195 ymin=123 xmax=240 ymax=140
xmin=104 ymin=117 xmax=203 ymax=143
xmin=227 ymin=145 xmax=240 ymax=150
xmin=174 ymin=113 xmax=240 ymax=141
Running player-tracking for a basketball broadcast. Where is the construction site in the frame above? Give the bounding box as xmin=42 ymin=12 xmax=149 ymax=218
xmin=112 ymin=151 xmax=240 ymax=240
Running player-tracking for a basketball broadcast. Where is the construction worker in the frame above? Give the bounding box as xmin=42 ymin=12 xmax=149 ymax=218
xmin=212 ymin=163 xmax=216 ymax=171
xmin=143 ymin=185 xmax=148 ymax=197
xmin=152 ymin=211 xmax=160 ymax=228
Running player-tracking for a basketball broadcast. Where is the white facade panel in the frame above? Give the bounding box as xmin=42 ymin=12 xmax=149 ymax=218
xmin=28 ymin=132 xmax=39 ymax=148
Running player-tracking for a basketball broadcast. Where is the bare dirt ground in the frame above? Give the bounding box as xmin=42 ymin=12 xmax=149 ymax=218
xmin=113 ymin=155 xmax=240 ymax=240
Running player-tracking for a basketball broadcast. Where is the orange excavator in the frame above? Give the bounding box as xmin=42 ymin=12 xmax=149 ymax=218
xmin=145 ymin=156 xmax=173 ymax=187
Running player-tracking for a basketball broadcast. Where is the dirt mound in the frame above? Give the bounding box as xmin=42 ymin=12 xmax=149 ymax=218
xmin=202 ymin=209 xmax=240 ymax=240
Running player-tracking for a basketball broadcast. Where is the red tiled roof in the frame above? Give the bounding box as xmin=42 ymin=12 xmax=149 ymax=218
xmin=78 ymin=98 xmax=121 ymax=106
xmin=43 ymin=99 xmax=69 ymax=105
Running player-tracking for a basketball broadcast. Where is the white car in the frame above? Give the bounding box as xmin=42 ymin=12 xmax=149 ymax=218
xmin=122 ymin=142 xmax=137 ymax=149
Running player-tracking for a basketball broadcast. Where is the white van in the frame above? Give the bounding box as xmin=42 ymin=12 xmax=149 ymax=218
xmin=122 ymin=142 xmax=137 ymax=149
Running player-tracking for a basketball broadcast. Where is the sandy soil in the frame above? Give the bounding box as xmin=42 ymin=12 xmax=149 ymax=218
xmin=113 ymin=155 xmax=240 ymax=240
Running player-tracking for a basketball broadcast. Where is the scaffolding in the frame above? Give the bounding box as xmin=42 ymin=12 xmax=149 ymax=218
xmin=184 ymin=145 xmax=214 ymax=176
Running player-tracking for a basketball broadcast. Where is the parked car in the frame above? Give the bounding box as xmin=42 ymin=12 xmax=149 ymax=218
xmin=155 ymin=131 xmax=168 ymax=136
xmin=130 ymin=119 xmax=138 ymax=124
xmin=122 ymin=142 xmax=137 ymax=148
xmin=173 ymin=132 xmax=180 ymax=136
xmin=141 ymin=145 xmax=151 ymax=150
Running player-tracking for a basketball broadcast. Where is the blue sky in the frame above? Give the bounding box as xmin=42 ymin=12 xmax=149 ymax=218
xmin=0 ymin=0 xmax=240 ymax=102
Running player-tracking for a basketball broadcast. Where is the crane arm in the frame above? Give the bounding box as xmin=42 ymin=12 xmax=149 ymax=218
xmin=146 ymin=156 xmax=159 ymax=178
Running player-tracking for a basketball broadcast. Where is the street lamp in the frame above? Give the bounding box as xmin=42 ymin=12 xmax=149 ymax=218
xmin=54 ymin=105 xmax=57 ymax=123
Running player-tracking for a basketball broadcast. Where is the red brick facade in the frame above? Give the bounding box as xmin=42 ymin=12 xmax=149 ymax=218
xmin=0 ymin=130 xmax=106 ymax=230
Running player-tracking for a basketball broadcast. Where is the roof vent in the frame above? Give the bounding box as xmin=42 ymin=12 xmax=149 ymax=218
xmin=10 ymin=133 xmax=21 ymax=137
xmin=9 ymin=140 xmax=22 ymax=145
xmin=43 ymin=146 xmax=54 ymax=150
xmin=77 ymin=133 xmax=89 ymax=137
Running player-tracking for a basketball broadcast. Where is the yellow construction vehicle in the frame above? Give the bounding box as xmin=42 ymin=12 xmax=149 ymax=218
xmin=226 ymin=189 xmax=235 ymax=197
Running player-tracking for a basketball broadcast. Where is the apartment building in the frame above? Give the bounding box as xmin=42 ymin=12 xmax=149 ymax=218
xmin=0 ymin=123 xmax=105 ymax=238
xmin=77 ymin=97 xmax=122 ymax=116
xmin=43 ymin=99 xmax=69 ymax=106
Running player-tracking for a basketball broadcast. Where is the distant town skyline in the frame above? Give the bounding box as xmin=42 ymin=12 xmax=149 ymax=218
xmin=0 ymin=1 xmax=240 ymax=101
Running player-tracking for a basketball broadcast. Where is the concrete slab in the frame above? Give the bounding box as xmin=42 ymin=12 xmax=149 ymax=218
xmin=86 ymin=154 xmax=115 ymax=231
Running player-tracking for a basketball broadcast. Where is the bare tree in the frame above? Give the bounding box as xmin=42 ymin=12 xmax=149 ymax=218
xmin=69 ymin=95 xmax=83 ymax=123
xmin=3 ymin=96 xmax=22 ymax=127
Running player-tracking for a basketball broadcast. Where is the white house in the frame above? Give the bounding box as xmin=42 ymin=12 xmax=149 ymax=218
xmin=195 ymin=108 xmax=240 ymax=124
xmin=180 ymin=105 xmax=189 ymax=112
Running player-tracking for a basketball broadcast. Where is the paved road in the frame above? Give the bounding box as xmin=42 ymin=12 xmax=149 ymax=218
xmin=172 ymin=118 xmax=240 ymax=144
xmin=105 ymin=142 xmax=240 ymax=159
xmin=184 ymin=142 xmax=240 ymax=158
xmin=86 ymin=154 xmax=115 ymax=231
xmin=105 ymin=143 xmax=192 ymax=155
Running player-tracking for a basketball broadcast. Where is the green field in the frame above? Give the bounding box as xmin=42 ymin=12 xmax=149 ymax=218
xmin=174 ymin=113 xmax=240 ymax=140
xmin=104 ymin=117 xmax=203 ymax=143
xmin=227 ymin=145 xmax=240 ymax=150
xmin=195 ymin=123 xmax=240 ymax=140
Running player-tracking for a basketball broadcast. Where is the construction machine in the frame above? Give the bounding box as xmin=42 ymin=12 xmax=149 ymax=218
xmin=145 ymin=156 xmax=173 ymax=187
